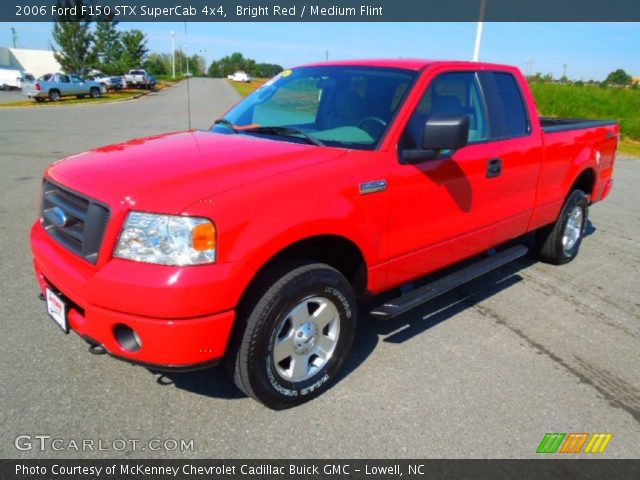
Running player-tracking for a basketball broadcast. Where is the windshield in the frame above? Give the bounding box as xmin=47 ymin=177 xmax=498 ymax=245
xmin=213 ymin=66 xmax=417 ymax=149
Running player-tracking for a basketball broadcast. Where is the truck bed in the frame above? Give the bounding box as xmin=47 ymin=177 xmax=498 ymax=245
xmin=540 ymin=117 xmax=617 ymax=134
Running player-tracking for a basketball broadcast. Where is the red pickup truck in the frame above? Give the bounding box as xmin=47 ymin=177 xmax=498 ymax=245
xmin=31 ymin=60 xmax=617 ymax=409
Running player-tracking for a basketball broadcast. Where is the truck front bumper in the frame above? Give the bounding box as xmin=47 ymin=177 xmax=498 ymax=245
xmin=30 ymin=221 xmax=237 ymax=369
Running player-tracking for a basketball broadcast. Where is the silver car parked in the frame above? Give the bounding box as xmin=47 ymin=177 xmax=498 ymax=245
xmin=22 ymin=73 xmax=106 ymax=102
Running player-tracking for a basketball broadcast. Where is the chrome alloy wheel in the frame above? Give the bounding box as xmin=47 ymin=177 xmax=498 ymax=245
xmin=271 ymin=296 xmax=341 ymax=382
xmin=562 ymin=205 xmax=584 ymax=255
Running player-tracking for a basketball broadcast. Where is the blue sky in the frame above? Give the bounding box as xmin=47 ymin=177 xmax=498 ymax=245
xmin=1 ymin=22 xmax=638 ymax=80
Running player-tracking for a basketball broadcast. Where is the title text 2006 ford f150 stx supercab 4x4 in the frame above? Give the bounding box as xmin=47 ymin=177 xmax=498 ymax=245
xmin=31 ymin=60 xmax=617 ymax=409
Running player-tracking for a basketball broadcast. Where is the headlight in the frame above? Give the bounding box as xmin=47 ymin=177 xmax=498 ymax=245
xmin=114 ymin=212 xmax=216 ymax=265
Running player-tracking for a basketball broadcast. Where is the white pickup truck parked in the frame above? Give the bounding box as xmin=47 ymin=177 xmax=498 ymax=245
xmin=123 ymin=69 xmax=152 ymax=89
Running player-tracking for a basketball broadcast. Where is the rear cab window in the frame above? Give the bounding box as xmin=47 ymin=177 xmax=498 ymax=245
xmin=478 ymin=71 xmax=531 ymax=139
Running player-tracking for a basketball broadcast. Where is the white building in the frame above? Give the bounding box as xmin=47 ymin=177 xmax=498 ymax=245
xmin=0 ymin=47 xmax=61 ymax=78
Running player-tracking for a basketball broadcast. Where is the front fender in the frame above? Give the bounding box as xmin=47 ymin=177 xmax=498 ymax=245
xmin=184 ymin=151 xmax=391 ymax=298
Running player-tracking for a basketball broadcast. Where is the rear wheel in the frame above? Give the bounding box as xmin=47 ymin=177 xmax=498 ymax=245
xmin=536 ymin=189 xmax=589 ymax=264
xmin=89 ymin=87 xmax=101 ymax=98
xmin=48 ymin=89 xmax=60 ymax=102
xmin=228 ymin=260 xmax=357 ymax=409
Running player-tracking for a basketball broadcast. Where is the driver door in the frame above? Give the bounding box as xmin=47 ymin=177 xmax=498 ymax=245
xmin=386 ymin=70 xmax=502 ymax=287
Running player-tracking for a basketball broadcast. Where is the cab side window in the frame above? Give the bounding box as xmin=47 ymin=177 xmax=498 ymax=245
xmin=485 ymin=72 xmax=530 ymax=138
xmin=402 ymin=72 xmax=488 ymax=149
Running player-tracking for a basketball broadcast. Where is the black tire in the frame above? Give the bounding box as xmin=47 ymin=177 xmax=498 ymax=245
xmin=228 ymin=260 xmax=357 ymax=409
xmin=536 ymin=189 xmax=589 ymax=265
xmin=48 ymin=89 xmax=60 ymax=102
xmin=89 ymin=87 xmax=101 ymax=98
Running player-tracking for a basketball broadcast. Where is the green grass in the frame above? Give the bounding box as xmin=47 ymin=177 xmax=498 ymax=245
xmin=227 ymin=78 xmax=267 ymax=97
xmin=619 ymin=140 xmax=640 ymax=157
xmin=530 ymin=83 xmax=640 ymax=142
xmin=0 ymin=90 xmax=143 ymax=108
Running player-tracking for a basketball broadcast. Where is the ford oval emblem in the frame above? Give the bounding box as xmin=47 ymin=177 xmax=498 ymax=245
xmin=47 ymin=207 xmax=68 ymax=227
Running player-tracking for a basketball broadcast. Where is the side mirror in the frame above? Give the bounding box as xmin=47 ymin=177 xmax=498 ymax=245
xmin=402 ymin=113 xmax=470 ymax=164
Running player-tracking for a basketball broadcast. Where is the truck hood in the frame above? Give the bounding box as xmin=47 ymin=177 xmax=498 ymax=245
xmin=48 ymin=131 xmax=347 ymax=214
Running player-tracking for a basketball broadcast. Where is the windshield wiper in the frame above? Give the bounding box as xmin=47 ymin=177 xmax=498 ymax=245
xmin=241 ymin=126 xmax=324 ymax=147
xmin=213 ymin=118 xmax=237 ymax=132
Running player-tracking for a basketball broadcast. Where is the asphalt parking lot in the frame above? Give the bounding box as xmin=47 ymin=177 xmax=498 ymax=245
xmin=0 ymin=78 xmax=638 ymax=459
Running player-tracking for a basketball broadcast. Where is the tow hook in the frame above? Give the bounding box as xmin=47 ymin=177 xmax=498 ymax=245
xmin=88 ymin=344 xmax=107 ymax=355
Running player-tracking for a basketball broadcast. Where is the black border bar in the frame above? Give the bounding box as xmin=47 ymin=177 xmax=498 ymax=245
xmin=5 ymin=0 xmax=640 ymax=22
xmin=3 ymin=459 xmax=640 ymax=480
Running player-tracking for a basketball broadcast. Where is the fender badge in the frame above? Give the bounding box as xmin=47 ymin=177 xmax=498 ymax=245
xmin=359 ymin=180 xmax=387 ymax=195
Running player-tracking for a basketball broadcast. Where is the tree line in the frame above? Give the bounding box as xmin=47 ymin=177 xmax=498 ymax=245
xmin=51 ymin=2 xmax=282 ymax=79
xmin=207 ymin=52 xmax=283 ymax=78
xmin=527 ymin=68 xmax=637 ymax=88
xmin=54 ymin=19 xmax=282 ymax=80
xmin=52 ymin=6 xmax=149 ymax=75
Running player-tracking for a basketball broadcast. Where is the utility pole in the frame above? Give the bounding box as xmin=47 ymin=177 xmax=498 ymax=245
xmin=170 ymin=31 xmax=176 ymax=79
xmin=526 ymin=55 xmax=533 ymax=77
xmin=185 ymin=46 xmax=190 ymax=77
xmin=10 ymin=27 xmax=17 ymax=48
xmin=472 ymin=0 xmax=486 ymax=61
xmin=563 ymin=63 xmax=567 ymax=80
xmin=325 ymin=50 xmax=329 ymax=61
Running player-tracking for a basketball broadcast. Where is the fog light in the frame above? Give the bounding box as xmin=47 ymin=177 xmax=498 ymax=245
xmin=114 ymin=324 xmax=142 ymax=352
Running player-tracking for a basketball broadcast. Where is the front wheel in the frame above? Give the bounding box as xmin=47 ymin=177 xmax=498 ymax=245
xmin=228 ymin=261 xmax=357 ymax=409
xmin=536 ymin=189 xmax=589 ymax=264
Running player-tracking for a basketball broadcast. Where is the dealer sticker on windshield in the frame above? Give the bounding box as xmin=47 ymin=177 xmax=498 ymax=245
xmin=46 ymin=288 xmax=68 ymax=333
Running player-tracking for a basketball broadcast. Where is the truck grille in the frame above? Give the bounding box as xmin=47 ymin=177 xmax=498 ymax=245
xmin=41 ymin=180 xmax=110 ymax=264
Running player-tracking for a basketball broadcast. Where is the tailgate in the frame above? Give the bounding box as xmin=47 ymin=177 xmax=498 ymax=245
xmin=21 ymin=83 xmax=38 ymax=96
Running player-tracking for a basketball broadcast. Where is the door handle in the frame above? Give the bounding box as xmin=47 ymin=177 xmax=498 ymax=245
xmin=486 ymin=158 xmax=502 ymax=178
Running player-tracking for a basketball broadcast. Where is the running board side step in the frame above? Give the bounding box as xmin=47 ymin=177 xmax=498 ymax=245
xmin=370 ymin=245 xmax=528 ymax=319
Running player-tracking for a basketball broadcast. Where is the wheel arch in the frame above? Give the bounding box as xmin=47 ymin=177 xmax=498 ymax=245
xmin=569 ymin=167 xmax=597 ymax=202
xmin=239 ymin=234 xmax=368 ymax=308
